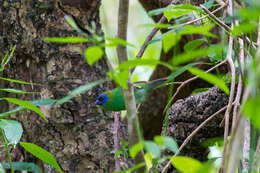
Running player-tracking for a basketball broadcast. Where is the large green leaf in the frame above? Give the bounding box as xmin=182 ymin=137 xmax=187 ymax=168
xmin=171 ymin=45 xmax=222 ymax=66
xmin=0 ymin=99 xmax=56 ymax=119
xmin=188 ymin=68 xmax=229 ymax=94
xmin=0 ymin=120 xmax=23 ymax=145
xmin=0 ymin=98 xmax=47 ymax=121
xmin=154 ymin=136 xmax=178 ymax=153
xmin=144 ymin=141 xmax=161 ymax=158
xmin=1 ymin=162 xmax=40 ymax=173
xmin=129 ymin=142 xmax=143 ymax=159
xmin=171 ymin=156 xmax=203 ymax=173
xmin=117 ymin=59 xmax=174 ymax=71
xmin=56 ymin=79 xmax=106 ymax=104
xmin=20 ymin=142 xmax=62 ymax=173
xmin=84 ymin=46 xmax=104 ymax=65
xmin=180 ymin=24 xmax=215 ymax=38
xmin=162 ymin=32 xmax=181 ymax=53
xmin=164 ymin=4 xmax=199 ymax=21
xmin=242 ymin=96 xmax=260 ymax=130
xmin=43 ymin=37 xmax=89 ymax=43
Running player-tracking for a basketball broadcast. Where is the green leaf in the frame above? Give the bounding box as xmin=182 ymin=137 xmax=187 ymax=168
xmin=164 ymin=4 xmax=198 ymax=21
xmin=105 ymin=37 xmax=135 ymax=48
xmin=118 ymin=59 xmax=174 ymax=71
xmin=84 ymin=46 xmax=104 ymax=65
xmin=0 ymin=98 xmax=47 ymax=121
xmin=171 ymin=45 xmax=222 ymax=66
xmin=0 ymin=120 xmax=23 ymax=145
xmin=180 ymin=24 xmax=215 ymax=38
xmin=242 ymin=96 xmax=260 ymax=130
xmin=184 ymin=39 xmax=206 ymax=52
xmin=0 ymin=77 xmax=40 ymax=85
xmin=1 ymin=162 xmax=41 ymax=173
xmin=0 ymin=99 xmax=56 ymax=119
xmin=130 ymin=142 xmax=143 ymax=159
xmin=20 ymin=142 xmax=62 ymax=173
xmin=154 ymin=136 xmax=179 ymax=153
xmin=1 ymin=45 xmax=16 ymax=72
xmin=203 ymin=0 xmax=215 ymax=9
xmin=232 ymin=21 xmax=258 ymax=36
xmin=0 ymin=88 xmax=38 ymax=94
xmin=144 ymin=152 xmax=153 ymax=171
xmin=188 ymin=68 xmax=229 ymax=94
xmin=43 ymin=37 xmax=89 ymax=43
xmin=171 ymin=156 xmax=203 ymax=173
xmin=56 ymin=79 xmax=106 ymax=104
xmin=144 ymin=141 xmax=161 ymax=158
xmin=162 ymin=32 xmax=181 ymax=53
xmin=162 ymin=136 xmax=179 ymax=153
xmin=148 ymin=7 xmax=167 ymax=17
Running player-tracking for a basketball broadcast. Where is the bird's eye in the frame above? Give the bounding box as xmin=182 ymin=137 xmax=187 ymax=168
xmin=99 ymin=97 xmax=104 ymax=101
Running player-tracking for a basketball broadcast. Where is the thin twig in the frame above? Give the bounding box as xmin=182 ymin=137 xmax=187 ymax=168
xmin=232 ymin=20 xmax=244 ymax=131
xmin=136 ymin=4 xmax=226 ymax=58
xmin=114 ymin=112 xmax=121 ymax=172
xmin=161 ymin=103 xmax=233 ymax=173
xmin=163 ymin=60 xmax=227 ymax=114
xmin=200 ymin=4 xmax=257 ymax=50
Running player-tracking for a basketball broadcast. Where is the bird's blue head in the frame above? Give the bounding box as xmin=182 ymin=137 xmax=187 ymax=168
xmin=95 ymin=93 xmax=109 ymax=105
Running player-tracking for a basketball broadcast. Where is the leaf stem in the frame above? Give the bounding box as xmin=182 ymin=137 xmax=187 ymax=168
xmin=1 ymin=129 xmax=14 ymax=173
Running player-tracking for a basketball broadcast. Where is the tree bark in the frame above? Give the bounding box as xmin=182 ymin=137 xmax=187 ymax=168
xmin=0 ymin=1 xmax=116 ymax=172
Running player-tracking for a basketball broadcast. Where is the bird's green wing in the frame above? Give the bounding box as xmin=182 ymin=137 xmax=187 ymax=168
xmin=101 ymin=88 xmax=126 ymax=111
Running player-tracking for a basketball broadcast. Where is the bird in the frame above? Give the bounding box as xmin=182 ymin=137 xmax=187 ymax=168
xmin=95 ymin=78 xmax=167 ymax=111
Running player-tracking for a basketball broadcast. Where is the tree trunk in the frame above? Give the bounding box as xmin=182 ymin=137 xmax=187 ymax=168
xmin=0 ymin=1 xmax=116 ymax=172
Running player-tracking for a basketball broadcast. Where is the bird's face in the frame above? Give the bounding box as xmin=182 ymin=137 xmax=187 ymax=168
xmin=95 ymin=93 xmax=109 ymax=105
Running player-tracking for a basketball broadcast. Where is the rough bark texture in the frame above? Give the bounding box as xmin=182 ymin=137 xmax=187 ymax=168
xmin=0 ymin=0 xmax=118 ymax=172
xmin=163 ymin=86 xmax=229 ymax=172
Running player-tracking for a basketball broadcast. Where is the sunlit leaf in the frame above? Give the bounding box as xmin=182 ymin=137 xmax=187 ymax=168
xmin=0 ymin=88 xmax=38 ymax=94
xmin=20 ymin=142 xmax=62 ymax=173
xmin=188 ymin=68 xmax=229 ymax=94
xmin=56 ymin=79 xmax=106 ymax=104
xmin=84 ymin=46 xmax=104 ymax=65
xmin=0 ymin=120 xmax=23 ymax=145
xmin=118 ymin=59 xmax=174 ymax=71
xmin=0 ymin=77 xmax=40 ymax=85
xmin=0 ymin=98 xmax=47 ymax=121
xmin=164 ymin=4 xmax=199 ymax=21
xmin=105 ymin=37 xmax=135 ymax=48
xmin=242 ymin=96 xmax=260 ymax=130
xmin=144 ymin=141 xmax=161 ymax=158
xmin=144 ymin=152 xmax=153 ymax=171
xmin=130 ymin=142 xmax=143 ymax=159
xmin=162 ymin=32 xmax=181 ymax=53
xmin=43 ymin=37 xmax=89 ymax=43
xmin=171 ymin=156 xmax=203 ymax=173
xmin=1 ymin=162 xmax=41 ymax=173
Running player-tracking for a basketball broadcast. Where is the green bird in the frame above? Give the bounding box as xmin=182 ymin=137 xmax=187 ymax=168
xmin=95 ymin=78 xmax=167 ymax=111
